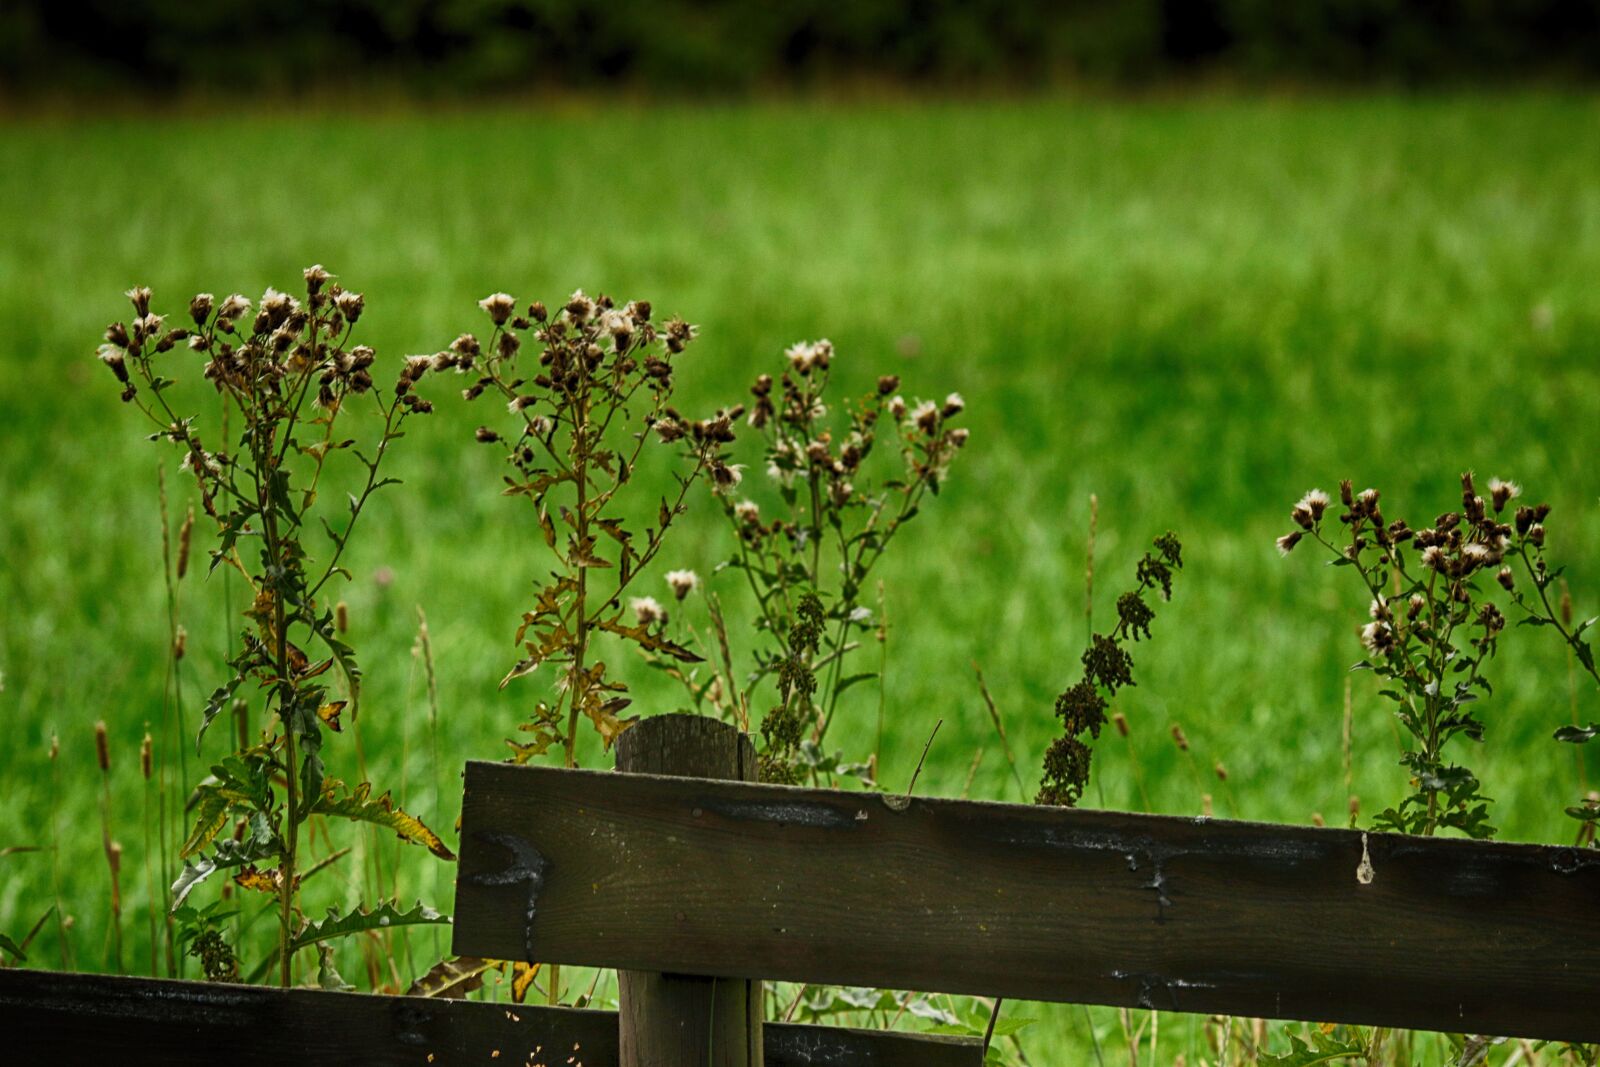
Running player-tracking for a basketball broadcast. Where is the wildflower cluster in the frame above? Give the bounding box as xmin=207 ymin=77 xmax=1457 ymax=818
xmin=445 ymin=290 xmax=736 ymax=766
xmin=1278 ymin=474 xmax=1596 ymax=838
xmin=99 ymin=269 xmax=454 ymax=987
xmin=1038 ymin=533 xmax=1183 ymax=807
xmin=651 ymin=340 xmax=969 ymax=783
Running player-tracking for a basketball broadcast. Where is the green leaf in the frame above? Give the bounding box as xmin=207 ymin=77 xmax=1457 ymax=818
xmin=317 ymin=943 xmax=355 ymax=992
xmin=1556 ymin=723 xmax=1600 ymax=744
xmin=181 ymin=786 xmax=233 ymax=859
xmin=309 ymin=779 xmax=457 ymax=861
xmin=289 ymin=900 xmax=450 ymax=954
xmin=833 ymin=672 xmax=878 ymax=697
xmin=171 ymin=835 xmax=280 ymax=910
xmin=1566 ymin=803 xmax=1600 ymax=824
xmin=988 ymin=1017 xmax=1037 ymax=1038
xmin=0 ymin=933 xmax=25 ymax=962
xmin=1260 ymin=1031 xmax=1367 ymax=1067
xmin=171 ymin=860 xmax=220 ymax=911
xmin=197 ymin=674 xmax=244 ymax=751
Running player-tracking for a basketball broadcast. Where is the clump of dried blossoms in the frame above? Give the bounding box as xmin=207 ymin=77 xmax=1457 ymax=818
xmin=1279 ymin=474 xmax=1597 ymax=838
xmin=1037 ymin=532 xmax=1183 ymax=807
xmin=99 ymin=269 xmax=454 ymax=987
xmin=649 ymin=339 xmax=970 ymax=784
xmin=445 ymin=290 xmax=737 ymax=767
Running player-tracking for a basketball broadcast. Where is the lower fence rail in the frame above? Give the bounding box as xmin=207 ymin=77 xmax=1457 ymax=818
xmin=0 ymin=969 xmax=982 ymax=1066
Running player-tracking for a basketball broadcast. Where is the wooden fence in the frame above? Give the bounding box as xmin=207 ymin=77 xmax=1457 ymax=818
xmin=6 ymin=713 xmax=1597 ymax=1064
xmin=454 ymin=717 xmax=1600 ymax=1049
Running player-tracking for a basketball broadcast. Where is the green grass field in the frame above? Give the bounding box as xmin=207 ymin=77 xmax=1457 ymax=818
xmin=2 ymin=93 xmax=1599 ymax=1061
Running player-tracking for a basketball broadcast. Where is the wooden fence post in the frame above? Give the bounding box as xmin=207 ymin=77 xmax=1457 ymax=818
xmin=616 ymin=714 xmax=763 ymax=1067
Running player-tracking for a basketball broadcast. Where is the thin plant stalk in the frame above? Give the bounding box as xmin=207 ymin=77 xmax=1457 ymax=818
xmin=95 ymin=722 xmax=122 ymax=973
xmin=1082 ymin=1006 xmax=1107 ymax=1067
xmin=1560 ymin=580 xmax=1588 ymax=792
xmin=1086 ymin=495 xmax=1105 ymax=808
xmin=47 ymin=735 xmax=71 ymax=970
xmin=141 ymin=730 xmax=159 ymax=976
xmin=1085 ymin=493 xmax=1099 ymax=647
xmin=416 ymin=606 xmax=443 ymax=961
xmin=973 ymin=661 xmax=1028 ymax=801
xmin=904 ymin=719 xmax=942 ymax=795
xmin=874 ymin=580 xmax=888 ymax=782
xmin=1114 ymin=713 xmax=1152 ymax=812
xmin=157 ymin=470 xmax=190 ymax=808
xmin=959 ymin=747 xmax=985 ymax=799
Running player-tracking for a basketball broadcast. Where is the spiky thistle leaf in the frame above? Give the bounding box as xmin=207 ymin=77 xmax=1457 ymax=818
xmin=309 ymin=779 xmax=456 ymax=860
xmin=289 ymin=900 xmax=449 ymax=954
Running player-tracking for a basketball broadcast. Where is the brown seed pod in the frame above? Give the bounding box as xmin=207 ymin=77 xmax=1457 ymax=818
xmin=176 ymin=506 xmax=194 ymax=580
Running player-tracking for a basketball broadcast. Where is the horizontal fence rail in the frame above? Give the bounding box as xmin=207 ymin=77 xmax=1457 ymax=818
xmin=454 ymin=760 xmax=1600 ymax=1044
xmin=0 ymin=970 xmax=982 ymax=1066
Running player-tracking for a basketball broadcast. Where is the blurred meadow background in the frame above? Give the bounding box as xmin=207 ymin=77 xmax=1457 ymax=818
xmin=3 ymin=3 xmax=1600 ymax=1063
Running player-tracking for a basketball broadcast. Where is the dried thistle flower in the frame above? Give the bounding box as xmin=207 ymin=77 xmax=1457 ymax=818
xmin=99 ymin=269 xmax=451 ymax=987
xmin=665 ymin=569 xmax=699 ymax=601
xmin=649 ymin=335 xmax=970 ymax=782
xmin=630 ymin=596 xmax=667 ymax=627
xmin=438 ymin=288 xmax=731 ymax=769
xmin=1278 ymin=472 xmax=1597 ymax=839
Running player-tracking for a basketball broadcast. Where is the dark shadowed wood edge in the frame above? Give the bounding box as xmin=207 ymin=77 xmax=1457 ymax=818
xmin=452 ymin=760 xmax=1600 ymax=1043
xmin=0 ymin=969 xmax=981 ymax=1066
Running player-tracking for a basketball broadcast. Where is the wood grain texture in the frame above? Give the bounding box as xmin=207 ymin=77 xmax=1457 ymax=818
xmin=0 ymin=970 xmax=982 ymax=1066
xmin=616 ymin=714 xmax=763 ymax=1067
xmin=453 ymin=760 xmax=1600 ymax=1043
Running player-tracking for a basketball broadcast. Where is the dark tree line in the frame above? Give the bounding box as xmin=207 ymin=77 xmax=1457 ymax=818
xmin=5 ymin=0 xmax=1600 ymax=96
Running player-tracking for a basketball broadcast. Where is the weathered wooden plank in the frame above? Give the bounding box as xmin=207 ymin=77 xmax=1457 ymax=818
xmin=0 ymin=969 xmax=981 ymax=1066
xmin=453 ymin=760 xmax=1600 ymax=1043
xmin=0 ymin=969 xmax=611 ymax=1066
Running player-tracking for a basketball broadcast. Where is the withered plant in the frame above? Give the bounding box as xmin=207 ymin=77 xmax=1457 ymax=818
xmin=651 ymin=340 xmax=970 ymax=784
xmin=1278 ymin=474 xmax=1597 ymax=838
xmin=444 ymin=290 xmax=736 ymax=766
xmin=99 ymin=269 xmax=454 ymax=987
xmin=1036 ymin=532 xmax=1184 ymax=807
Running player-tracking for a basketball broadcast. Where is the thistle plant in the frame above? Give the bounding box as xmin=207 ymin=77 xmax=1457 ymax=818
xmin=1277 ymin=474 xmax=1597 ymax=838
xmin=652 ymin=340 xmax=970 ymax=784
xmin=444 ymin=290 xmax=736 ymax=767
xmin=1037 ymin=532 xmax=1183 ymax=807
xmin=98 ymin=269 xmax=454 ymax=987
